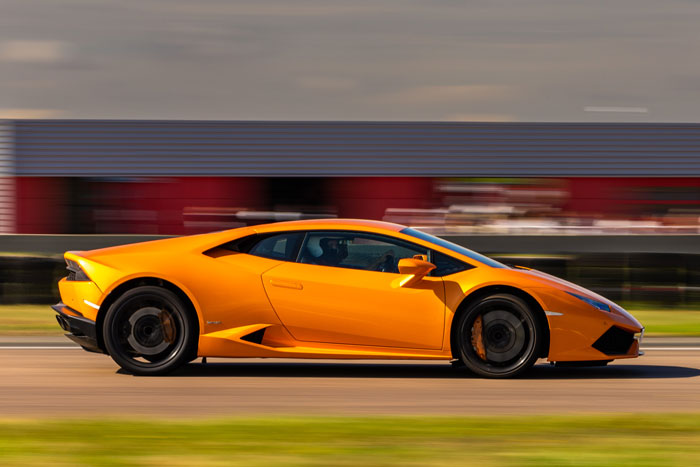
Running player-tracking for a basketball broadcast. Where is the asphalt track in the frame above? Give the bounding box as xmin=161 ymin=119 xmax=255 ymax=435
xmin=1 ymin=346 xmax=700 ymax=417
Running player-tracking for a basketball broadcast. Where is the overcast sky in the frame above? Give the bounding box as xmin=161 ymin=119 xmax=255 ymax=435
xmin=1 ymin=0 xmax=700 ymax=122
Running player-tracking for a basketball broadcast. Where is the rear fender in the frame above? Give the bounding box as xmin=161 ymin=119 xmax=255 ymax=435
xmin=98 ymin=273 xmax=205 ymax=332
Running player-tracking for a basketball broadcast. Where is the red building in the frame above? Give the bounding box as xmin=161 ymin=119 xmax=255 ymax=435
xmin=2 ymin=120 xmax=699 ymax=234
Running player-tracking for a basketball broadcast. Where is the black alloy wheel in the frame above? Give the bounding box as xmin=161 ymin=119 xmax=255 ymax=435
xmin=103 ymin=286 xmax=197 ymax=376
xmin=456 ymin=293 xmax=541 ymax=378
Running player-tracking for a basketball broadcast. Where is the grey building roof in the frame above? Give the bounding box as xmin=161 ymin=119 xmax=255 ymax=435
xmin=8 ymin=120 xmax=700 ymax=177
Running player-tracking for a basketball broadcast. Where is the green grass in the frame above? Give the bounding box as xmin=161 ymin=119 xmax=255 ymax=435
xmin=628 ymin=310 xmax=700 ymax=336
xmin=0 ymin=414 xmax=699 ymax=466
xmin=2 ymin=305 xmax=700 ymax=337
xmin=0 ymin=305 xmax=63 ymax=336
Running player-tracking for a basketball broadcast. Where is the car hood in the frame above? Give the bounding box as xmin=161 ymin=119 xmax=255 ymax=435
xmin=510 ymin=266 xmax=641 ymax=326
xmin=513 ymin=266 xmax=611 ymax=303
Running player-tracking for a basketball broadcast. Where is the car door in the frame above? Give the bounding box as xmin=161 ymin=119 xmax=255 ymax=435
xmin=261 ymin=231 xmax=446 ymax=350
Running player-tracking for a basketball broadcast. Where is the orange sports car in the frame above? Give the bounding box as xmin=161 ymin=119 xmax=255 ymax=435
xmin=53 ymin=219 xmax=643 ymax=378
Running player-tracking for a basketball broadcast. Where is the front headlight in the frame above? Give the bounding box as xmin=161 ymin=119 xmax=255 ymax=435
xmin=566 ymin=291 xmax=610 ymax=312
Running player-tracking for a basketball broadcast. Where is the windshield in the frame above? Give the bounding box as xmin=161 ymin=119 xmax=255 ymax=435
xmin=400 ymin=228 xmax=507 ymax=269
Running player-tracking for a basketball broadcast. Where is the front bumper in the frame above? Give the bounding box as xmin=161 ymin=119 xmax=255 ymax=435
xmin=530 ymin=287 xmax=644 ymax=362
xmin=52 ymin=303 xmax=105 ymax=354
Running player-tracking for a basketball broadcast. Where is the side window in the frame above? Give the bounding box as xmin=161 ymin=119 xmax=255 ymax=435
xmin=248 ymin=232 xmax=304 ymax=261
xmin=430 ymin=251 xmax=472 ymax=277
xmin=299 ymin=231 xmax=427 ymax=273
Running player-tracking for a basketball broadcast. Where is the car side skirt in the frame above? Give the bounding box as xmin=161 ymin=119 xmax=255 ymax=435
xmin=198 ymin=323 xmax=450 ymax=360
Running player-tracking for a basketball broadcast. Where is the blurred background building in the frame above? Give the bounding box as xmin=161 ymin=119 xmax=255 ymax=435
xmin=1 ymin=119 xmax=699 ymax=308
xmin=1 ymin=119 xmax=700 ymax=235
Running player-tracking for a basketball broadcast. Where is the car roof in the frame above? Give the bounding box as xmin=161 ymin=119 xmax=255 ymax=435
xmin=252 ymin=218 xmax=406 ymax=234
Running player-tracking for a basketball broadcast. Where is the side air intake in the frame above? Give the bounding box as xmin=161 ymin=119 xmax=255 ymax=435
xmin=592 ymin=326 xmax=634 ymax=355
xmin=240 ymin=328 xmax=266 ymax=345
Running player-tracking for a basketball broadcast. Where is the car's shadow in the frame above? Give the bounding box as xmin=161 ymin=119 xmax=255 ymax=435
xmin=151 ymin=361 xmax=700 ymax=380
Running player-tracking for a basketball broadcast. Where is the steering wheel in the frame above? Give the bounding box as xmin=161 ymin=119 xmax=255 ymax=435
xmin=375 ymin=254 xmax=397 ymax=272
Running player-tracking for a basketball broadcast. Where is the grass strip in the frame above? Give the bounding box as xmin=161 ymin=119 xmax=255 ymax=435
xmin=0 ymin=305 xmax=63 ymax=336
xmin=0 ymin=414 xmax=699 ymax=466
xmin=2 ymin=305 xmax=700 ymax=337
xmin=630 ymin=310 xmax=700 ymax=336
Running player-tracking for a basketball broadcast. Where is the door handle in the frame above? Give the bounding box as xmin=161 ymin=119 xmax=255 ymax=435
xmin=269 ymin=279 xmax=303 ymax=290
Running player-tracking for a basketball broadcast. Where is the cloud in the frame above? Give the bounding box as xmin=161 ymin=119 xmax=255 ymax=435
xmin=375 ymin=85 xmax=515 ymax=106
xmin=0 ymin=40 xmax=73 ymax=64
xmin=0 ymin=108 xmax=63 ymax=119
xmin=444 ymin=113 xmax=517 ymax=122
xmin=584 ymin=106 xmax=649 ymax=113
xmin=1 ymin=0 xmax=698 ymax=121
xmin=167 ymin=2 xmax=392 ymax=18
xmin=296 ymin=76 xmax=357 ymax=91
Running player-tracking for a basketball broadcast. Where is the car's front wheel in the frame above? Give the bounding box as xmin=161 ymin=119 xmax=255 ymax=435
xmin=103 ymin=286 xmax=197 ymax=376
xmin=456 ymin=293 xmax=542 ymax=378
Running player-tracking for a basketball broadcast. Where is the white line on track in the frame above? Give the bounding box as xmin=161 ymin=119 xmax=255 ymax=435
xmin=0 ymin=346 xmax=82 ymax=349
xmin=643 ymin=347 xmax=700 ymax=351
xmin=1 ymin=346 xmax=700 ymax=351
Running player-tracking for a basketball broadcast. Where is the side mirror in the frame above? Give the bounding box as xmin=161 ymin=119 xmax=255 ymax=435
xmin=397 ymin=257 xmax=436 ymax=287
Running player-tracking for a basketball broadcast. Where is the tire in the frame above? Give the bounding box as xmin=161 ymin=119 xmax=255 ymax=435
xmin=456 ymin=293 xmax=541 ymax=378
xmin=103 ymin=286 xmax=198 ymax=376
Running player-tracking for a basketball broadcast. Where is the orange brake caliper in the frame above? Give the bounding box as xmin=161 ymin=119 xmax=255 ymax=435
xmin=160 ymin=310 xmax=175 ymax=344
xmin=471 ymin=315 xmax=487 ymax=361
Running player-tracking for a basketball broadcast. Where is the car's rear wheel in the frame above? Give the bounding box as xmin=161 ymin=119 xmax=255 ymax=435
xmin=103 ymin=286 xmax=197 ymax=376
xmin=456 ymin=293 xmax=541 ymax=378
